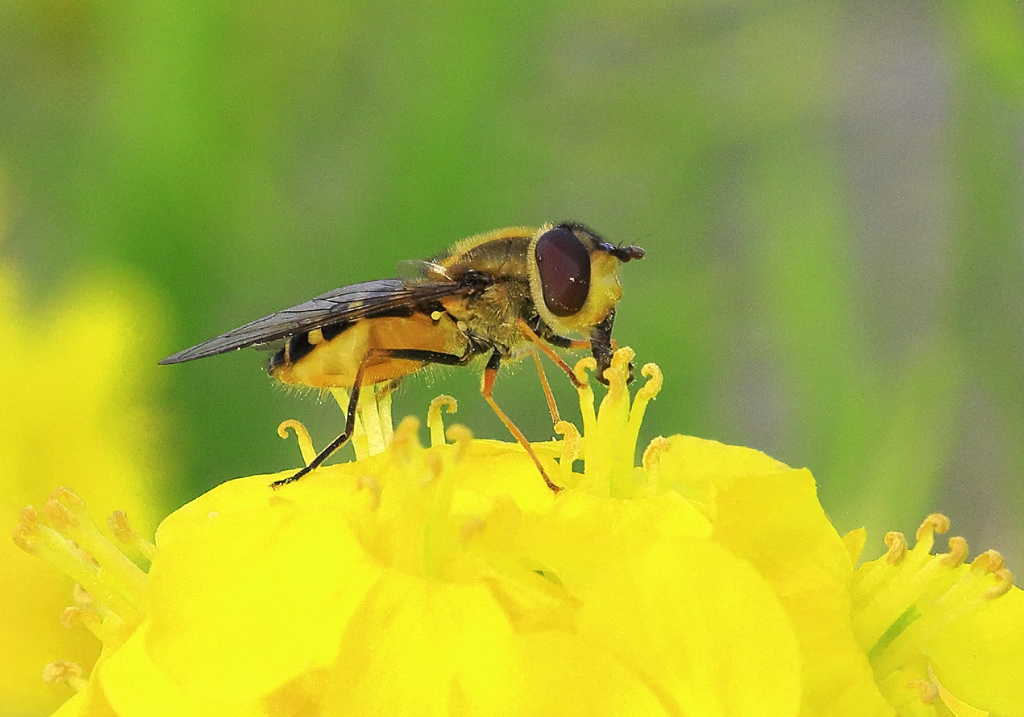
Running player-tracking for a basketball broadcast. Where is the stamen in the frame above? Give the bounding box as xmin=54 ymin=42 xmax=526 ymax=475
xmin=43 ymin=488 xmax=147 ymax=598
xmin=377 ymin=389 xmax=394 ymax=446
xmin=915 ymin=513 xmax=950 ymax=544
xmin=859 ymin=514 xmax=1020 ymax=693
xmin=595 ymin=349 xmax=633 ymax=497
xmin=885 ymin=532 xmax=908 ymax=565
xmin=459 ymin=516 xmax=486 ymax=546
xmin=571 ymin=357 xmax=598 ymax=439
xmin=427 ymin=395 xmax=458 ymax=447
xmin=355 ymin=475 xmax=382 ymax=510
xmin=619 ymin=363 xmax=663 ymax=487
xmin=14 ymin=498 xmax=143 ymax=625
xmin=61 ymin=606 xmax=115 ymax=643
xmin=72 ymin=584 xmax=96 ymax=610
xmin=554 ymin=421 xmax=582 ymax=489
xmin=445 ymin=424 xmax=472 ymax=463
xmin=42 ymin=661 xmax=88 ymax=693
xmin=907 ymin=678 xmax=939 ymax=705
xmin=390 ymin=416 xmax=421 ymax=465
xmin=108 ymin=511 xmax=156 ymax=562
xmin=330 ymin=388 xmax=370 ymax=460
xmin=972 ymin=549 xmax=1004 ymax=573
xmin=641 ymin=436 xmax=670 ymax=477
xmin=278 ymin=420 xmax=317 ymax=466
xmin=928 ymin=664 xmax=989 ymax=717
xmin=356 ymin=387 xmax=387 ymax=457
xmin=983 ymin=568 xmax=1013 ymax=599
xmin=939 ymin=536 xmax=968 ymax=568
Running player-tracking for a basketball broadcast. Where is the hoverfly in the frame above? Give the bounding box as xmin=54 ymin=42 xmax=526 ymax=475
xmin=160 ymin=222 xmax=644 ymax=491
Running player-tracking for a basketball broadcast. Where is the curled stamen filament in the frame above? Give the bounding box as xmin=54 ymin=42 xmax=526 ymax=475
xmin=554 ymin=420 xmax=582 ymax=489
xmin=278 ymin=419 xmax=317 ymax=466
xmin=427 ymin=395 xmax=458 ymax=447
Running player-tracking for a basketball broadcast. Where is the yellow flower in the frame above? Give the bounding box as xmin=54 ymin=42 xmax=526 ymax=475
xmin=14 ymin=348 xmax=1023 ymax=716
xmin=0 ymin=260 xmax=167 ymax=716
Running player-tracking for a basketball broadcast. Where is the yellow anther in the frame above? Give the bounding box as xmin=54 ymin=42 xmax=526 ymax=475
xmin=355 ymin=475 xmax=382 ymax=510
xmin=108 ymin=511 xmax=156 ymax=562
xmin=73 ymin=584 xmax=96 ymax=610
xmin=603 ymin=347 xmax=633 ymax=394
xmin=60 ymin=606 xmax=113 ymax=643
xmin=20 ymin=505 xmax=39 ymax=528
xmin=427 ymin=395 xmax=458 ymax=447
xmin=445 ymin=424 xmax=472 ymax=462
xmin=50 ymin=486 xmax=87 ymax=511
xmin=940 ymin=536 xmax=968 ymax=567
xmin=459 ymin=516 xmax=486 ymax=545
xmin=59 ymin=606 xmax=80 ymax=627
xmin=971 ymin=549 xmax=1005 ymax=573
xmin=390 ymin=416 xmax=421 ymax=464
xmin=641 ymin=436 xmax=670 ymax=474
xmin=572 ymin=356 xmax=597 ymax=385
xmin=42 ymin=661 xmax=88 ymax=692
xmin=915 ymin=513 xmax=950 ymax=542
xmin=278 ymin=419 xmax=317 ymax=466
xmin=11 ymin=523 xmax=38 ymax=555
xmin=636 ymin=363 xmax=664 ymax=401
xmin=885 ymin=532 xmax=908 ymax=564
xmin=43 ymin=496 xmax=77 ymax=533
xmin=983 ymin=568 xmax=1014 ymax=599
xmin=907 ymin=678 xmax=939 ymax=704
xmin=610 ymin=346 xmax=635 ymax=373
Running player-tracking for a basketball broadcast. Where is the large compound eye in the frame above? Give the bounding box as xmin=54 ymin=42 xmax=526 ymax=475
xmin=534 ymin=226 xmax=591 ymax=317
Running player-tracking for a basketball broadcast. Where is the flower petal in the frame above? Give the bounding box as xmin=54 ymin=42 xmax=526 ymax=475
xmin=523 ymin=490 xmax=802 ymax=716
xmin=144 ymin=471 xmax=381 ymax=703
xmin=323 ymin=570 xmax=522 ymax=714
xmin=99 ymin=621 xmax=263 ymax=717
xmin=662 ymin=436 xmax=893 ymax=716
xmin=927 ymin=583 xmax=1024 ymax=714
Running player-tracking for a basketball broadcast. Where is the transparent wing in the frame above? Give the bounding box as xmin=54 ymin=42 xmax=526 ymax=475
xmin=159 ymin=278 xmax=463 ymax=364
xmin=396 ymin=259 xmax=453 ymax=283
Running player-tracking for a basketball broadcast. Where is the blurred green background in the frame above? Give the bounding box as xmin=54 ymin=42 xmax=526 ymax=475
xmin=2 ymin=0 xmax=1022 ymax=568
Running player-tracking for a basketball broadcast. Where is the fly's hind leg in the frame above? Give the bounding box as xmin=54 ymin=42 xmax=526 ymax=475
xmin=482 ymin=349 xmax=562 ymax=493
xmin=271 ymin=347 xmax=476 ymax=488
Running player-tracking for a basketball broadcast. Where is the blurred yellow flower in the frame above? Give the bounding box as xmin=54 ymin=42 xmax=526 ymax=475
xmin=14 ymin=348 xmax=1023 ymax=716
xmin=1 ymin=258 xmax=167 ymax=715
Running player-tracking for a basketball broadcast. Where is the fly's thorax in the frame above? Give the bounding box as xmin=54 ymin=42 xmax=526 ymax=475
xmin=527 ymin=223 xmax=626 ymax=338
xmin=440 ymin=279 xmax=534 ymax=351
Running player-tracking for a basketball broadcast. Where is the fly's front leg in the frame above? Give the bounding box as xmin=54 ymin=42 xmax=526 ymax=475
xmin=481 ymin=350 xmax=562 ymax=493
xmin=507 ymin=344 xmax=560 ymax=424
xmin=271 ymin=347 xmax=476 ymax=488
xmin=516 ymin=318 xmax=585 ymax=390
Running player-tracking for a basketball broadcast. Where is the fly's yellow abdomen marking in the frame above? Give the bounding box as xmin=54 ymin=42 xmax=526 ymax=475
xmin=272 ymin=311 xmax=470 ymax=389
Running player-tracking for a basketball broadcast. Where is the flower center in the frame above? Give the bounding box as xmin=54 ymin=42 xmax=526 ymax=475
xmin=13 ymin=487 xmax=152 ymax=691
xmin=849 ymin=514 xmax=1014 ymax=711
xmin=558 ymin=347 xmax=664 ymax=498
